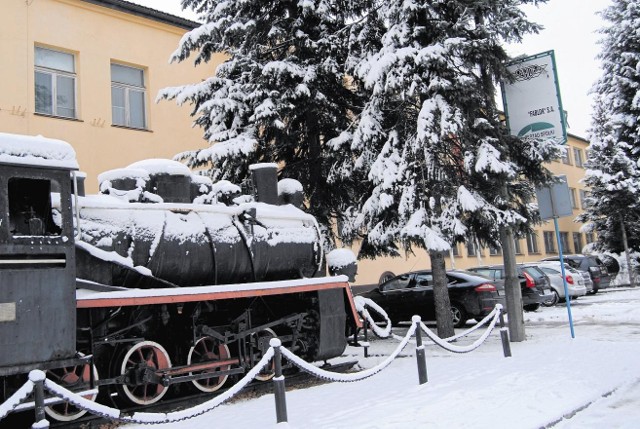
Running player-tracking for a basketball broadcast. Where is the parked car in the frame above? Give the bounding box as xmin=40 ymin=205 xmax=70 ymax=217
xmin=540 ymin=254 xmax=611 ymax=293
xmin=467 ymin=264 xmax=554 ymax=312
xmin=533 ymin=262 xmax=588 ymax=306
xmin=358 ymin=270 xmax=505 ymax=328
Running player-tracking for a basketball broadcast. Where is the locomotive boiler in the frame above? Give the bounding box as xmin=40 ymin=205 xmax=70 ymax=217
xmin=0 ymin=132 xmax=360 ymax=422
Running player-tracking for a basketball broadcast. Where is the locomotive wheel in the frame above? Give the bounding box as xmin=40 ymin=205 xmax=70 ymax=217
xmin=187 ymin=336 xmax=232 ymax=393
xmin=118 ymin=341 xmax=172 ymax=406
xmin=254 ymin=328 xmax=277 ymax=382
xmin=44 ymin=361 xmax=99 ymax=422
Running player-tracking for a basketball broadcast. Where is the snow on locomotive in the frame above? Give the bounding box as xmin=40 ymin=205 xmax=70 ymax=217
xmin=0 ymin=132 xmax=360 ymax=421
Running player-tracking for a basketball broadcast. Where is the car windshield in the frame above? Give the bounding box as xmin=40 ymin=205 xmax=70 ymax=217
xmin=565 ymin=259 xmax=580 ymax=269
xmin=381 ymin=274 xmax=412 ymax=291
xmin=540 ymin=267 xmax=560 ymax=275
xmin=457 ymin=270 xmax=492 ymax=280
xmin=522 ymin=266 xmax=546 ymax=279
xmin=469 ymin=268 xmax=501 ymax=280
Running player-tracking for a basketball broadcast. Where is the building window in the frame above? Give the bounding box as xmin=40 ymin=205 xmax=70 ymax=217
xmin=561 ymin=147 xmax=571 ymax=165
xmin=585 ymin=232 xmax=595 ymax=244
xmin=451 ymin=243 xmax=459 ymax=257
xmin=579 ymin=189 xmax=589 ymax=209
xmin=543 ymin=231 xmax=556 ymax=253
xmin=573 ymin=233 xmax=583 ymax=254
xmin=34 ymin=47 xmax=76 ymax=118
xmin=570 ymin=188 xmax=578 ymax=209
xmin=560 ymin=232 xmax=570 ymax=253
xmin=489 ymin=244 xmax=502 ymax=256
xmin=526 ymin=233 xmax=539 ymax=254
xmin=467 ymin=240 xmax=477 ymax=257
xmin=111 ymin=63 xmax=147 ymax=129
xmin=573 ymin=147 xmax=584 ymax=168
xmin=514 ymin=238 xmax=523 ymax=255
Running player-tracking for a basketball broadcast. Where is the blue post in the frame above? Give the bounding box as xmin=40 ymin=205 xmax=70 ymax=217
xmin=554 ymin=216 xmax=576 ymax=338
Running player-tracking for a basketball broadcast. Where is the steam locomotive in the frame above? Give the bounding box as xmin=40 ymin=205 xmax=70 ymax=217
xmin=0 ymin=132 xmax=360 ymax=422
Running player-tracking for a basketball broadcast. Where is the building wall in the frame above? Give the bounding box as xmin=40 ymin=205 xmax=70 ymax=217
xmin=352 ymin=134 xmax=593 ymax=286
xmin=0 ymin=0 xmax=224 ymax=192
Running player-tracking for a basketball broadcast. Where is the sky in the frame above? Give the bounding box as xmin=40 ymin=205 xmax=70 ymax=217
xmin=127 ymin=0 xmax=612 ymax=139
xmin=105 ymin=286 xmax=640 ymax=428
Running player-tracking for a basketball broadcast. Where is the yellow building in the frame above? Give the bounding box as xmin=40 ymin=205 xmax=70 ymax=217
xmin=354 ymin=133 xmax=593 ymax=286
xmin=0 ymin=0 xmax=224 ymax=192
xmin=0 ymin=0 xmax=593 ymax=286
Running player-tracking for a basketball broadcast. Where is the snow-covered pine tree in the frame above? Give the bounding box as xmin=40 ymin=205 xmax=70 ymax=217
xmin=160 ymin=0 xmax=365 ymax=245
xmin=577 ymin=0 xmax=640 ymax=257
xmin=330 ymin=0 xmax=560 ymax=337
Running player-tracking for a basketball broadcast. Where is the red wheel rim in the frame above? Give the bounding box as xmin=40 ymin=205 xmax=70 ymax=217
xmin=119 ymin=341 xmax=171 ymax=405
xmin=45 ymin=361 xmax=98 ymax=421
xmin=188 ymin=336 xmax=231 ymax=393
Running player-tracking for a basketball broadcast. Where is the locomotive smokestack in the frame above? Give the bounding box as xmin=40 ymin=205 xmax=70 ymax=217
xmin=249 ymin=163 xmax=278 ymax=205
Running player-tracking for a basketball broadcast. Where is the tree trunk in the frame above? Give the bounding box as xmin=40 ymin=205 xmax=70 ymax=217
xmin=430 ymin=250 xmax=455 ymax=338
xmin=620 ymin=214 xmax=635 ymax=287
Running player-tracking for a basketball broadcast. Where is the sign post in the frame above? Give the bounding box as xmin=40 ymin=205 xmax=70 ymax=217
xmin=500 ymin=50 xmax=568 ymax=341
xmin=536 ymin=176 xmax=576 ymax=338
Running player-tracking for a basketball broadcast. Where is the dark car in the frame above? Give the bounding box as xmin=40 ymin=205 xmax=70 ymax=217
xmin=540 ymin=254 xmax=611 ymax=293
xmin=358 ymin=270 xmax=505 ymax=328
xmin=467 ymin=264 xmax=554 ymax=312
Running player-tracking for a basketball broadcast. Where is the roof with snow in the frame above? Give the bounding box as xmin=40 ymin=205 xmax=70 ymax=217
xmin=81 ymin=0 xmax=200 ymax=30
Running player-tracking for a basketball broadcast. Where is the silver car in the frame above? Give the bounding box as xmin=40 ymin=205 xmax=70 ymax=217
xmin=535 ymin=262 xmax=588 ymax=306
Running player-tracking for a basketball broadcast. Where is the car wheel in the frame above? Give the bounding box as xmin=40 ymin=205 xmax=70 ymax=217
xmin=523 ymin=303 xmax=540 ymax=312
xmin=542 ymin=290 xmax=559 ymax=307
xmin=450 ymin=304 xmax=468 ymax=328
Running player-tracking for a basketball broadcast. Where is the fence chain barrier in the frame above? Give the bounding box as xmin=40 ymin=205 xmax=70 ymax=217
xmin=1 ymin=303 xmax=502 ymax=426
xmin=355 ymin=295 xmax=502 ymax=349
xmin=40 ymin=348 xmax=274 ymax=425
xmin=0 ymin=377 xmax=34 ymax=420
xmin=280 ymin=322 xmax=417 ymax=383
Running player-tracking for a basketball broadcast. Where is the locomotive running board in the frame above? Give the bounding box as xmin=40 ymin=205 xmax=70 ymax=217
xmin=76 ymin=275 xmax=362 ymax=328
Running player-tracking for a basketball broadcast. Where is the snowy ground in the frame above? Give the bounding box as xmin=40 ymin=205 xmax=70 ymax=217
xmin=124 ymin=287 xmax=640 ymax=429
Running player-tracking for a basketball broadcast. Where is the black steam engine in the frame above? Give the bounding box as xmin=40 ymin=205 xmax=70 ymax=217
xmin=0 ymin=133 xmax=359 ymax=422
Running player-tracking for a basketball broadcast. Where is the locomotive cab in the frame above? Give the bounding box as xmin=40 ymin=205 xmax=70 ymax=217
xmin=0 ymin=134 xmax=79 ymax=376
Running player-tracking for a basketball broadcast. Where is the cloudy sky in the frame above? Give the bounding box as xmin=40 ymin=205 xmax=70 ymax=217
xmin=129 ymin=0 xmax=612 ymax=138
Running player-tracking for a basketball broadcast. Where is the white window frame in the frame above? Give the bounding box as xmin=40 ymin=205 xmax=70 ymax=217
xmin=466 ymin=240 xmax=477 ymax=257
xmin=543 ymin=231 xmax=556 ymax=254
xmin=570 ymin=188 xmax=578 ymax=209
xmin=34 ymin=47 xmax=77 ymax=118
xmin=526 ymin=233 xmax=539 ymax=254
xmin=579 ymin=189 xmax=589 ymax=209
xmin=514 ymin=238 xmax=523 ymax=255
xmin=573 ymin=232 xmax=583 ymax=254
xmin=573 ymin=147 xmax=584 ymax=168
xmin=111 ymin=63 xmax=147 ymax=129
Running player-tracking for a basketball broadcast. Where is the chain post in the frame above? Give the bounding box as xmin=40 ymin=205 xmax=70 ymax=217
xmin=498 ymin=306 xmax=512 ymax=357
xmin=412 ymin=316 xmax=428 ymax=384
xmin=30 ymin=370 xmax=49 ymax=428
xmin=362 ymin=314 xmax=369 ymax=358
xmin=269 ymin=338 xmax=288 ymax=424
